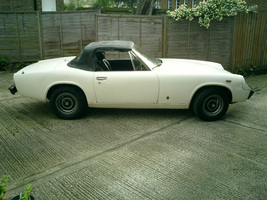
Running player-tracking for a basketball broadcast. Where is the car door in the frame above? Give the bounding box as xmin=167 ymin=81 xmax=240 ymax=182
xmin=93 ymin=71 xmax=159 ymax=104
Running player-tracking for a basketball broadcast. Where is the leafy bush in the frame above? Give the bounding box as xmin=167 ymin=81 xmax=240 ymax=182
xmin=235 ymin=64 xmax=257 ymax=77
xmin=167 ymin=0 xmax=257 ymax=28
xmin=0 ymin=57 xmax=31 ymax=71
xmin=19 ymin=184 xmax=32 ymax=200
xmin=0 ymin=175 xmax=33 ymax=200
xmin=0 ymin=57 xmax=11 ymax=71
xmin=0 ymin=175 xmax=9 ymax=200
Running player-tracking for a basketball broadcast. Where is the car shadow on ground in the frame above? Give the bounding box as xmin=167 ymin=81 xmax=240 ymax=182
xmin=87 ymin=107 xmax=192 ymax=118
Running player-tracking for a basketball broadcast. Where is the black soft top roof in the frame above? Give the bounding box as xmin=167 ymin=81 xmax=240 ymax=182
xmin=68 ymin=40 xmax=135 ymax=71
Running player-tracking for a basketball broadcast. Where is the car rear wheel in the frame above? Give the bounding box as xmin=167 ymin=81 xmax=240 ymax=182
xmin=50 ymin=86 xmax=87 ymax=119
xmin=193 ymin=88 xmax=229 ymax=121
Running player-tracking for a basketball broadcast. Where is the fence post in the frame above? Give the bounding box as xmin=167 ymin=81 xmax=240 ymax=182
xmin=187 ymin=20 xmax=191 ymax=59
xmin=260 ymin=18 xmax=267 ymax=67
xmin=229 ymin=16 xmax=235 ymax=72
xmin=15 ymin=12 xmax=22 ymax=61
xmin=247 ymin=13 xmax=255 ymax=67
xmin=59 ymin=13 xmax=64 ymax=57
xmin=96 ymin=15 xmax=99 ymax=41
xmin=37 ymin=11 xmax=44 ymax=60
xmin=162 ymin=16 xmax=167 ymax=58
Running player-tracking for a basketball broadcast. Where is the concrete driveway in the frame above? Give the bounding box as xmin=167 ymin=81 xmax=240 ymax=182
xmin=0 ymin=72 xmax=266 ymax=199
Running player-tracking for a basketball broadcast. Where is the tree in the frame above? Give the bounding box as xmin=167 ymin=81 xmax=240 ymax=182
xmin=135 ymin=0 xmax=155 ymax=15
xmin=64 ymin=0 xmax=91 ymax=10
xmin=113 ymin=0 xmax=136 ymax=7
xmin=94 ymin=0 xmax=110 ymax=8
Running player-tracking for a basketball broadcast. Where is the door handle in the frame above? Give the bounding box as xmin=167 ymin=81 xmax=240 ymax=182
xmin=97 ymin=77 xmax=107 ymax=80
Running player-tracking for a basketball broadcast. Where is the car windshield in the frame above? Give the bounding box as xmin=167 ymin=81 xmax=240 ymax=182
xmin=132 ymin=46 xmax=161 ymax=69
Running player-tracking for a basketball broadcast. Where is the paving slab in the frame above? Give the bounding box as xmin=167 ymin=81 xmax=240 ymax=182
xmin=0 ymin=72 xmax=266 ymax=199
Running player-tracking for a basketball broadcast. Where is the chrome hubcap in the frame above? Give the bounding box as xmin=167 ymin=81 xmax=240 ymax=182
xmin=56 ymin=93 xmax=78 ymax=114
xmin=203 ymin=95 xmax=224 ymax=116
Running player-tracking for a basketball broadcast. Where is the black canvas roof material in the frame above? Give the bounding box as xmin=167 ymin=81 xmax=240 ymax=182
xmin=68 ymin=40 xmax=134 ymax=71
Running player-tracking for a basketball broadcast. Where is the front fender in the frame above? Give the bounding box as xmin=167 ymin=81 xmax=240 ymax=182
xmin=189 ymin=82 xmax=233 ymax=104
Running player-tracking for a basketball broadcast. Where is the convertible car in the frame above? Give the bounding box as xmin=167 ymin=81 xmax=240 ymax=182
xmin=9 ymin=40 xmax=254 ymax=121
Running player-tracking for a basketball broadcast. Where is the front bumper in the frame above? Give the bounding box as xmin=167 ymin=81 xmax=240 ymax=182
xmin=9 ymin=84 xmax=17 ymax=95
xmin=248 ymin=90 xmax=254 ymax=99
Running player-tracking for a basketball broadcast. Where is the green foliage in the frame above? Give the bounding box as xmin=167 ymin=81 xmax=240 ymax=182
xmin=113 ymin=0 xmax=136 ymax=7
xmin=0 ymin=57 xmax=11 ymax=71
xmin=14 ymin=62 xmax=25 ymax=70
xmin=0 ymin=56 xmax=30 ymax=71
xmin=0 ymin=175 xmax=32 ymax=200
xmin=167 ymin=0 xmax=258 ymax=28
xmin=19 ymin=184 xmax=32 ymax=200
xmin=94 ymin=0 xmax=111 ymax=8
xmin=64 ymin=0 xmax=137 ymax=10
xmin=0 ymin=175 xmax=9 ymax=200
xmin=235 ymin=64 xmax=257 ymax=77
xmin=64 ymin=0 xmax=96 ymax=10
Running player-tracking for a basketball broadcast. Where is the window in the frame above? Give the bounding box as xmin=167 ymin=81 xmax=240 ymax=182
xmin=176 ymin=0 xmax=179 ymax=8
xmin=168 ymin=0 xmax=172 ymax=9
xmin=95 ymin=50 xmax=148 ymax=72
xmin=154 ymin=0 xmax=161 ymax=9
xmin=184 ymin=0 xmax=188 ymax=7
xmin=192 ymin=0 xmax=197 ymax=7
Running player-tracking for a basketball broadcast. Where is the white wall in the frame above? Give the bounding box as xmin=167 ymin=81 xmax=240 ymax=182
xmin=42 ymin=0 xmax=57 ymax=11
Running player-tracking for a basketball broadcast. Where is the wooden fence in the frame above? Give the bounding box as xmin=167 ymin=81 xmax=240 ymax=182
xmin=0 ymin=11 xmax=266 ymax=72
xmin=96 ymin=14 xmax=234 ymax=70
xmin=0 ymin=11 xmax=97 ymax=61
xmin=232 ymin=12 xmax=267 ymax=71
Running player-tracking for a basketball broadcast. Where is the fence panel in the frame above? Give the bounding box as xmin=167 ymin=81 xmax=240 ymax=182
xmin=97 ymin=15 xmax=234 ymax=70
xmin=166 ymin=19 xmax=189 ymax=59
xmin=41 ymin=13 xmax=62 ymax=58
xmin=250 ymin=12 xmax=267 ymax=68
xmin=0 ymin=12 xmax=39 ymax=61
xmin=209 ymin=17 xmax=234 ymax=70
xmin=140 ymin=17 xmax=163 ymax=58
xmin=166 ymin=17 xmax=233 ymax=70
xmin=0 ymin=11 xmax=97 ymax=61
xmin=97 ymin=15 xmax=163 ymax=58
xmin=42 ymin=11 xmax=97 ymax=59
xmin=97 ymin=15 xmax=119 ymax=41
xmin=232 ymin=12 xmax=267 ymax=70
xmin=118 ymin=17 xmax=140 ymax=43
xmin=0 ymin=11 xmax=266 ymax=72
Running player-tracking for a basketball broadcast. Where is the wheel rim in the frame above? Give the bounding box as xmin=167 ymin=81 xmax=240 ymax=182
xmin=203 ymin=95 xmax=224 ymax=116
xmin=55 ymin=93 xmax=78 ymax=114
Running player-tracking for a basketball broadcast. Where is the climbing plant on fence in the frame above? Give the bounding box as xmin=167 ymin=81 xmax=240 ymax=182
xmin=167 ymin=0 xmax=258 ymax=28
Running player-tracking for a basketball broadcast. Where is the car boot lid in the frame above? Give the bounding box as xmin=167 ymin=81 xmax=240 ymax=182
xmin=16 ymin=57 xmax=73 ymax=74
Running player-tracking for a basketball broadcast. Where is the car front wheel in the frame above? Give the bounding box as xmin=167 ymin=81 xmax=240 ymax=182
xmin=50 ymin=86 xmax=87 ymax=119
xmin=193 ymin=88 xmax=229 ymax=121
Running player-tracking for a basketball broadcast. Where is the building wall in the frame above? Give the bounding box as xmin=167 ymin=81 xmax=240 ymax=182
xmin=246 ymin=0 xmax=267 ymax=11
xmin=0 ymin=0 xmax=64 ymax=12
xmin=161 ymin=0 xmax=201 ymax=9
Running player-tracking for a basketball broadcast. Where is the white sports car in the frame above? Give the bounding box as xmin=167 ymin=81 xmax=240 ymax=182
xmin=9 ymin=40 xmax=254 ymax=121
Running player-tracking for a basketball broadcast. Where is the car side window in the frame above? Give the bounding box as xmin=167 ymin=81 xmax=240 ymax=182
xmin=95 ymin=50 xmax=148 ymax=72
xmin=129 ymin=51 xmax=147 ymax=71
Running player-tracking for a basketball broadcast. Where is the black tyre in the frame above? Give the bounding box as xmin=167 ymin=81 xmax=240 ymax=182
xmin=50 ymin=86 xmax=87 ymax=119
xmin=193 ymin=88 xmax=229 ymax=121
